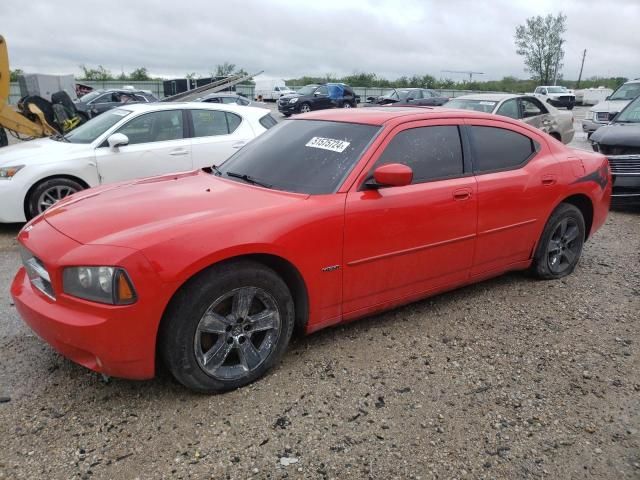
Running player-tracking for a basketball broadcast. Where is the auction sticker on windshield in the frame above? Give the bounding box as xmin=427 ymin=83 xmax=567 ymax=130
xmin=305 ymin=137 xmax=351 ymax=153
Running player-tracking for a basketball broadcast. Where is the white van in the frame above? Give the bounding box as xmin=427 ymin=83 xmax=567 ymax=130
xmin=254 ymin=78 xmax=295 ymax=101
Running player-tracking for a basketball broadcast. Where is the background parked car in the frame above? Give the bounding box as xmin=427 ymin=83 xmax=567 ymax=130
xmin=196 ymin=92 xmax=253 ymax=106
xmin=74 ymin=88 xmax=158 ymax=120
xmin=445 ymin=93 xmax=575 ymax=144
xmin=582 ymin=79 xmax=640 ymax=138
xmin=277 ymin=83 xmax=358 ymax=116
xmin=0 ymin=103 xmax=274 ymax=222
xmin=368 ymin=88 xmax=448 ymax=106
xmin=533 ymin=86 xmax=575 ymax=110
xmin=590 ymin=94 xmax=640 ymax=206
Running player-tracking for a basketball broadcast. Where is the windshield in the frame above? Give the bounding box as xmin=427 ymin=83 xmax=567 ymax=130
xmin=616 ymin=96 xmax=640 ymax=123
xmin=78 ymin=90 xmax=104 ymax=103
xmin=397 ymin=90 xmax=416 ymax=100
xmin=445 ymin=99 xmax=497 ymax=113
xmin=546 ymin=87 xmax=566 ymax=93
xmin=64 ymin=108 xmax=131 ymax=144
xmin=610 ymin=83 xmax=640 ymax=101
xmin=218 ymin=120 xmax=381 ymax=194
xmin=297 ymin=85 xmax=317 ymax=95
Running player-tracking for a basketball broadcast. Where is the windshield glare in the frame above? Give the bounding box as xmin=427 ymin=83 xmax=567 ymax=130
xmin=611 ymin=83 xmax=640 ymax=101
xmin=297 ymin=85 xmax=317 ymax=95
xmin=616 ymin=97 xmax=640 ymax=123
xmin=64 ymin=108 xmax=131 ymax=144
xmin=218 ymin=120 xmax=380 ymax=194
xmin=446 ymin=99 xmax=497 ymax=113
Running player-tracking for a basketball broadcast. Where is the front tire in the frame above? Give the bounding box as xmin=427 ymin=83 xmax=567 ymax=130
xmin=160 ymin=260 xmax=295 ymax=393
xmin=531 ymin=203 xmax=585 ymax=279
xmin=27 ymin=177 xmax=84 ymax=219
xmin=300 ymin=103 xmax=311 ymax=113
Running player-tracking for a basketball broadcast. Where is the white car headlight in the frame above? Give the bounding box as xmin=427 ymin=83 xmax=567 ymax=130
xmin=289 ymin=98 xmax=299 ymax=104
xmin=0 ymin=165 xmax=24 ymax=179
xmin=585 ymin=111 xmax=594 ymax=120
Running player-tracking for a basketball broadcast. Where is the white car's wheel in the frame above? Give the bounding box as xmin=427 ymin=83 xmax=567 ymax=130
xmin=27 ymin=178 xmax=84 ymax=219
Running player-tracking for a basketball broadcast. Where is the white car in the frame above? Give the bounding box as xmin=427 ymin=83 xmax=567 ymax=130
xmin=0 ymin=102 xmax=277 ymax=222
xmin=582 ymin=79 xmax=640 ymax=137
xmin=445 ymin=94 xmax=575 ymax=144
xmin=532 ymin=86 xmax=576 ymax=110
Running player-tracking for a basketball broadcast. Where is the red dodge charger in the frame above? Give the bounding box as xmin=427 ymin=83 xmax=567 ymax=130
xmin=11 ymin=107 xmax=611 ymax=392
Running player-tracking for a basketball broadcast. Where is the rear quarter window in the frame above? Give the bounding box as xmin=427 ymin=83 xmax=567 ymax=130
xmin=470 ymin=126 xmax=536 ymax=173
xmin=259 ymin=114 xmax=278 ymax=130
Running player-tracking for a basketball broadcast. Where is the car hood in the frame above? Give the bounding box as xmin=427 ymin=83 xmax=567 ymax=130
xmin=590 ymin=123 xmax=640 ymax=147
xmin=279 ymin=93 xmax=305 ymax=100
xmin=590 ymin=99 xmax=631 ymax=113
xmin=0 ymin=138 xmax=89 ymax=167
xmin=43 ymin=170 xmax=308 ymax=247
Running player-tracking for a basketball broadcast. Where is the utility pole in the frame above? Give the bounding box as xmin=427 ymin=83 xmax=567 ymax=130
xmin=576 ymin=49 xmax=587 ymax=89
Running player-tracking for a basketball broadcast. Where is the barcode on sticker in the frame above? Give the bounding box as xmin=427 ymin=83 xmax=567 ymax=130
xmin=305 ymin=137 xmax=351 ymax=153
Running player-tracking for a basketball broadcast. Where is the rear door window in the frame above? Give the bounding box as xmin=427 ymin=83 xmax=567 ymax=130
xmin=470 ymin=126 xmax=536 ymax=173
xmin=115 ymin=110 xmax=184 ymax=144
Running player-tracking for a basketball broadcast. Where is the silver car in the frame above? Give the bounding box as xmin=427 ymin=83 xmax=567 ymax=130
xmin=445 ymin=94 xmax=575 ymax=144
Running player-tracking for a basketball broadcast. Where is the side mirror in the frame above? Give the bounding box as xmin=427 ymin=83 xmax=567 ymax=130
xmin=107 ymin=133 xmax=129 ymax=149
xmin=605 ymin=95 xmax=611 ymax=101
xmin=366 ymin=163 xmax=413 ymax=189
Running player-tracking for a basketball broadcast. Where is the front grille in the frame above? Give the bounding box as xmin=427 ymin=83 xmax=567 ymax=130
xmin=20 ymin=247 xmax=55 ymax=300
xmin=607 ymin=155 xmax=640 ymax=175
xmin=600 ymin=145 xmax=640 ymax=156
xmin=559 ymin=96 xmax=573 ymax=101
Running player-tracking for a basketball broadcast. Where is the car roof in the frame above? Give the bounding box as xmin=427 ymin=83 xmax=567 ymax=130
xmin=116 ymin=102 xmax=269 ymax=116
xmin=453 ymin=93 xmax=520 ymax=101
xmin=297 ymin=106 xmax=515 ymax=126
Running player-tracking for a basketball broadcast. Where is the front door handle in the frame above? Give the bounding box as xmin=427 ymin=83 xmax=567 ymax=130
xmin=169 ymin=149 xmax=189 ymax=156
xmin=453 ymin=189 xmax=472 ymax=201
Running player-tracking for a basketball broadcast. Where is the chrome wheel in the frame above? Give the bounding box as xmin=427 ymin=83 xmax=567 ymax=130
xmin=194 ymin=287 xmax=281 ymax=381
xmin=37 ymin=185 xmax=79 ymax=213
xmin=300 ymin=104 xmax=311 ymax=113
xmin=546 ymin=217 xmax=581 ymax=274
xmin=342 ymin=102 xmax=352 ymax=108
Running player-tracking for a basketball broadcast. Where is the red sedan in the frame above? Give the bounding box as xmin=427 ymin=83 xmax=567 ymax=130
xmin=11 ymin=107 xmax=611 ymax=392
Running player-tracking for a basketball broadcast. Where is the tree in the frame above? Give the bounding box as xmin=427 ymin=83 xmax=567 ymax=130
xmin=79 ymin=64 xmax=113 ymax=81
xmin=128 ymin=67 xmax=151 ymax=81
xmin=214 ymin=62 xmax=236 ymax=77
xmin=515 ymin=13 xmax=567 ymax=85
xmin=10 ymin=68 xmax=23 ymax=81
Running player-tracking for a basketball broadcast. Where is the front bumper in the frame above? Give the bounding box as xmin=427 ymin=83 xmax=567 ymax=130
xmin=277 ymin=101 xmax=300 ymax=114
xmin=548 ymin=97 xmax=575 ymax=108
xmin=0 ymin=177 xmax=28 ymax=223
xmin=10 ymin=218 xmax=168 ymax=379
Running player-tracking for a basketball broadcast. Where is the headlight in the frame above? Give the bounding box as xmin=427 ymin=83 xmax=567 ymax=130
xmin=288 ymin=98 xmax=298 ymax=104
xmin=0 ymin=165 xmax=24 ymax=179
xmin=585 ymin=111 xmax=594 ymax=120
xmin=63 ymin=266 xmax=136 ymax=304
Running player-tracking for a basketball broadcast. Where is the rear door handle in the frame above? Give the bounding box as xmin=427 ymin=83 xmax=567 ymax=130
xmin=541 ymin=174 xmax=557 ymax=186
xmin=453 ymin=189 xmax=472 ymax=201
xmin=169 ymin=148 xmax=189 ymax=156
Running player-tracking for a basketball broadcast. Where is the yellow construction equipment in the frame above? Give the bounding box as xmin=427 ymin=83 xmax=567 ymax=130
xmin=1 ymin=35 xmax=81 ymax=147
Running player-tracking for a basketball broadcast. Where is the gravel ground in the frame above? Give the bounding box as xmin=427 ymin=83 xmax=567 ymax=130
xmin=1 ymin=106 xmax=639 ymax=479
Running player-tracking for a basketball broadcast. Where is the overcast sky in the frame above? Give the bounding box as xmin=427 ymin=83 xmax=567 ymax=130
xmin=1 ymin=0 xmax=638 ymax=81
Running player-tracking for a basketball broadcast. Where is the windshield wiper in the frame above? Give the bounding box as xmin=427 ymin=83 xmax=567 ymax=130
xmin=225 ymin=171 xmax=272 ymax=189
xmin=50 ymin=133 xmax=70 ymax=143
xmin=211 ymin=164 xmax=222 ymax=176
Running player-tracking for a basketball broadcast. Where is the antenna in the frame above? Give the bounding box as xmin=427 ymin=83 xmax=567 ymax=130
xmin=441 ymin=70 xmax=485 ymax=82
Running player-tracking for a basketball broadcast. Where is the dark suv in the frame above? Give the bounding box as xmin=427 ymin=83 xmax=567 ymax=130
xmin=278 ymin=83 xmax=358 ymax=116
xmin=74 ymin=88 xmax=158 ymax=119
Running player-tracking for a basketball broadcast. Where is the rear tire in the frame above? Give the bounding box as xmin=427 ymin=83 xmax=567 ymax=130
xmin=27 ymin=177 xmax=84 ymax=219
xmin=159 ymin=260 xmax=295 ymax=393
xmin=531 ymin=203 xmax=585 ymax=280
xmin=567 ymin=105 xmax=574 ymax=110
